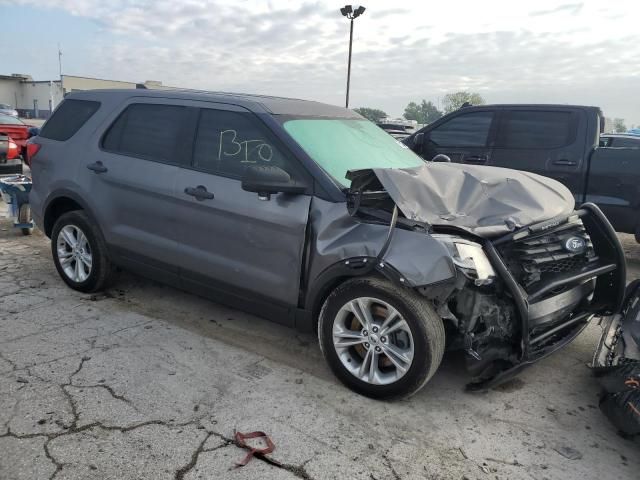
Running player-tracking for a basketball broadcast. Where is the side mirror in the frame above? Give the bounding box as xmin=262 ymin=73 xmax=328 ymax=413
xmin=241 ymin=165 xmax=306 ymax=200
xmin=431 ymin=154 xmax=451 ymax=163
xmin=27 ymin=127 xmax=40 ymax=139
xmin=413 ymin=132 xmax=424 ymax=150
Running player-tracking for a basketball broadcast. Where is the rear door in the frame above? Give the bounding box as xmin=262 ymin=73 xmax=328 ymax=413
xmin=78 ymin=98 xmax=191 ymax=278
xmin=489 ymin=108 xmax=588 ymax=202
xmin=421 ymin=110 xmax=496 ymax=165
xmin=173 ymin=104 xmax=312 ymax=316
xmin=586 ymin=140 xmax=640 ymax=234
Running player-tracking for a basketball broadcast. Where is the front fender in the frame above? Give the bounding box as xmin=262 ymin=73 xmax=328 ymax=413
xmin=303 ymin=198 xmax=457 ymax=327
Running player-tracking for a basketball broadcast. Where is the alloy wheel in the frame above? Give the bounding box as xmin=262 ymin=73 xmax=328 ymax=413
xmin=332 ymin=297 xmax=415 ymax=385
xmin=56 ymin=225 xmax=93 ymax=283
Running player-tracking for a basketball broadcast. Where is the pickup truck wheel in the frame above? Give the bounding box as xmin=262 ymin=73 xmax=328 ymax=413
xmin=318 ymin=277 xmax=445 ymax=399
xmin=51 ymin=210 xmax=113 ymax=293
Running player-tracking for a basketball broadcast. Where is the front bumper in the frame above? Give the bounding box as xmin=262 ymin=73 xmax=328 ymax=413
xmin=468 ymin=203 xmax=626 ymax=390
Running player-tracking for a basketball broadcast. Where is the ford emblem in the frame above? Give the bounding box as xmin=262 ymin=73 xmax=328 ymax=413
xmin=565 ymin=237 xmax=586 ymax=253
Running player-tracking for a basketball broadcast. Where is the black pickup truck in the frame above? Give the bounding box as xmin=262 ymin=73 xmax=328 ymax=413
xmin=404 ymin=105 xmax=640 ymax=242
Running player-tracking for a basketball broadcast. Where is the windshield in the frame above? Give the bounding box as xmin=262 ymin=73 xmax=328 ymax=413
xmin=0 ymin=114 xmax=23 ymax=125
xmin=282 ymin=118 xmax=424 ymax=187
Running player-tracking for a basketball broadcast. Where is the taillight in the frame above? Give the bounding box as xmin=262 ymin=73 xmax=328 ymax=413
xmin=26 ymin=141 xmax=41 ymax=164
xmin=7 ymin=139 xmax=19 ymax=160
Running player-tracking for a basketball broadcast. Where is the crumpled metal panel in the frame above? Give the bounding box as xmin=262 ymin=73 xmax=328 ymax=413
xmin=371 ymin=163 xmax=575 ymax=237
xmin=307 ymin=198 xmax=456 ymax=287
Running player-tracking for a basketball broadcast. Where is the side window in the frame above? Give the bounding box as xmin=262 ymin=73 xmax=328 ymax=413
xmin=193 ymin=109 xmax=292 ymax=178
xmin=102 ymin=103 xmax=188 ymax=164
xmin=429 ymin=112 xmax=494 ymax=147
xmin=40 ymin=99 xmax=100 ymax=141
xmin=498 ymin=111 xmax=574 ymax=149
xmin=613 ymin=138 xmax=639 ymax=148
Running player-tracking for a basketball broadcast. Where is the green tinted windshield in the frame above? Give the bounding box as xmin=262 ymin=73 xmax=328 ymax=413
xmin=283 ymin=119 xmax=423 ymax=186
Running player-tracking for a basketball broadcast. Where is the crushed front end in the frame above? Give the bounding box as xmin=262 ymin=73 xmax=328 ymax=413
xmin=347 ymin=165 xmax=627 ymax=390
xmin=433 ymin=204 xmax=626 ymax=389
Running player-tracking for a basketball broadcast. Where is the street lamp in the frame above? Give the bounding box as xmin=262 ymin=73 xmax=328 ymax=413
xmin=340 ymin=5 xmax=366 ymax=108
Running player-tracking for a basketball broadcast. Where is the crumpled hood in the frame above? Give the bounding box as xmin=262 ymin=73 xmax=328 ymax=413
xmin=365 ymin=163 xmax=576 ymax=237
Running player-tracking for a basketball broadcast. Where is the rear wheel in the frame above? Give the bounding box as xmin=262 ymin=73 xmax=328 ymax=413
xmin=51 ymin=210 xmax=113 ymax=293
xmin=318 ymin=277 xmax=445 ymax=399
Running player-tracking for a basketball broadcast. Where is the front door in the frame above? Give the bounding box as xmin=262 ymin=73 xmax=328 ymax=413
xmin=174 ymin=105 xmax=312 ymax=315
xmin=421 ymin=110 xmax=496 ymax=165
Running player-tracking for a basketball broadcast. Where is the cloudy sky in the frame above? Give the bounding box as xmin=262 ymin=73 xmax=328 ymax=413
xmin=2 ymin=0 xmax=639 ymax=125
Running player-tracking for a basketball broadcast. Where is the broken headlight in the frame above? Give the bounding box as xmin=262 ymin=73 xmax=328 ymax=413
xmin=434 ymin=235 xmax=496 ymax=285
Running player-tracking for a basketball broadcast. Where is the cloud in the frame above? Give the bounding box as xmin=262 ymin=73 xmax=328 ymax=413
xmin=3 ymin=0 xmax=640 ymax=124
xmin=530 ymin=3 xmax=584 ymax=17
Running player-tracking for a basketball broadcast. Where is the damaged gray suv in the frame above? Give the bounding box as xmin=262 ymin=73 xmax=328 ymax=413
xmin=29 ymin=90 xmax=627 ymax=398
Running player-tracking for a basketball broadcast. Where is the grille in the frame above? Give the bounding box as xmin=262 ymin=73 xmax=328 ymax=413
xmin=498 ymin=220 xmax=596 ymax=289
xmin=539 ymin=256 xmax=586 ymax=274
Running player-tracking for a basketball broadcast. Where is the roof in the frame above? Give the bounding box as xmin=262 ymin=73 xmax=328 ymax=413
xmin=66 ymin=89 xmax=361 ymax=119
xmin=456 ymin=103 xmax=601 ymax=111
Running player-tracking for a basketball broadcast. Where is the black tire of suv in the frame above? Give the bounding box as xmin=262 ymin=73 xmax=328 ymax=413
xmin=51 ymin=210 xmax=114 ymax=293
xmin=318 ymin=276 xmax=445 ymax=400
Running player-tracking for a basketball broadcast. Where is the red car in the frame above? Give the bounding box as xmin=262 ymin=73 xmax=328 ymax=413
xmin=0 ymin=113 xmax=32 ymax=156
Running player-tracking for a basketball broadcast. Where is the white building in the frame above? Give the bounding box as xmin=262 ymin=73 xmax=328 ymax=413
xmin=0 ymin=74 xmax=177 ymax=118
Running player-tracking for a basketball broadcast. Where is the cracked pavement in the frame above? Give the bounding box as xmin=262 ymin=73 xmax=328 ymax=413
xmin=0 ymin=208 xmax=639 ymax=479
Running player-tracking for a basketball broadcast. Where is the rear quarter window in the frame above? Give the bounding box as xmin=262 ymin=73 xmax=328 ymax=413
xmin=39 ymin=99 xmax=101 ymax=141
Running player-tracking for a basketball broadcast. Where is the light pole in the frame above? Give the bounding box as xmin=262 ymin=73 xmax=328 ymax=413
xmin=340 ymin=5 xmax=365 ymax=108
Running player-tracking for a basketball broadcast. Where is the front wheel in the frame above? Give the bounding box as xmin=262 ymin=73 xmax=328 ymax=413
xmin=51 ymin=210 xmax=113 ymax=293
xmin=318 ymin=277 xmax=445 ymax=399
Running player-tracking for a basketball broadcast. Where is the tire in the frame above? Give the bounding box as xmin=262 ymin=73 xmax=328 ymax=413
xmin=318 ymin=276 xmax=445 ymax=399
xmin=18 ymin=203 xmax=33 ymax=236
xmin=599 ymin=389 xmax=640 ymax=437
xmin=51 ymin=210 xmax=113 ymax=293
xmin=624 ymin=279 xmax=640 ymax=307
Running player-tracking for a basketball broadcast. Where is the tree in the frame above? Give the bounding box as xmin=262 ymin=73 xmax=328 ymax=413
xmin=353 ymin=107 xmax=387 ymax=122
xmin=613 ymin=118 xmax=627 ymax=133
xmin=442 ymin=92 xmax=486 ymax=114
xmin=403 ymin=100 xmax=442 ymax=124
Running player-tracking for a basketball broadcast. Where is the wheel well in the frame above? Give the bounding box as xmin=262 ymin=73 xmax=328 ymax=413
xmin=44 ymin=197 xmax=83 ymax=237
xmin=309 ymin=272 xmax=388 ymax=332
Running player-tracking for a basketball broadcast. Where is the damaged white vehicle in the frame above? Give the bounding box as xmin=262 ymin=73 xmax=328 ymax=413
xmin=31 ymin=91 xmax=627 ymax=399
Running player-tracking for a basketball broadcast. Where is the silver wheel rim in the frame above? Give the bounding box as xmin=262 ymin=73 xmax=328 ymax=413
xmin=56 ymin=225 xmax=92 ymax=283
xmin=332 ymin=297 xmax=414 ymax=385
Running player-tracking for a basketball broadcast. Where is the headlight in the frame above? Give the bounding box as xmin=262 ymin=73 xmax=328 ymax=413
xmin=434 ymin=235 xmax=496 ymax=284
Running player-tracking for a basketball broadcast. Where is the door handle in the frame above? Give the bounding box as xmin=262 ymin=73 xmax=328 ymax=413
xmin=553 ymin=159 xmax=577 ymax=166
xmin=463 ymin=155 xmax=488 ymax=164
xmin=86 ymin=161 xmax=108 ymax=174
xmin=184 ymin=185 xmax=215 ymax=201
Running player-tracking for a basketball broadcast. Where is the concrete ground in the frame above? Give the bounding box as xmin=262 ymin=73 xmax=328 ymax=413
xmin=0 ymin=203 xmax=638 ymax=480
